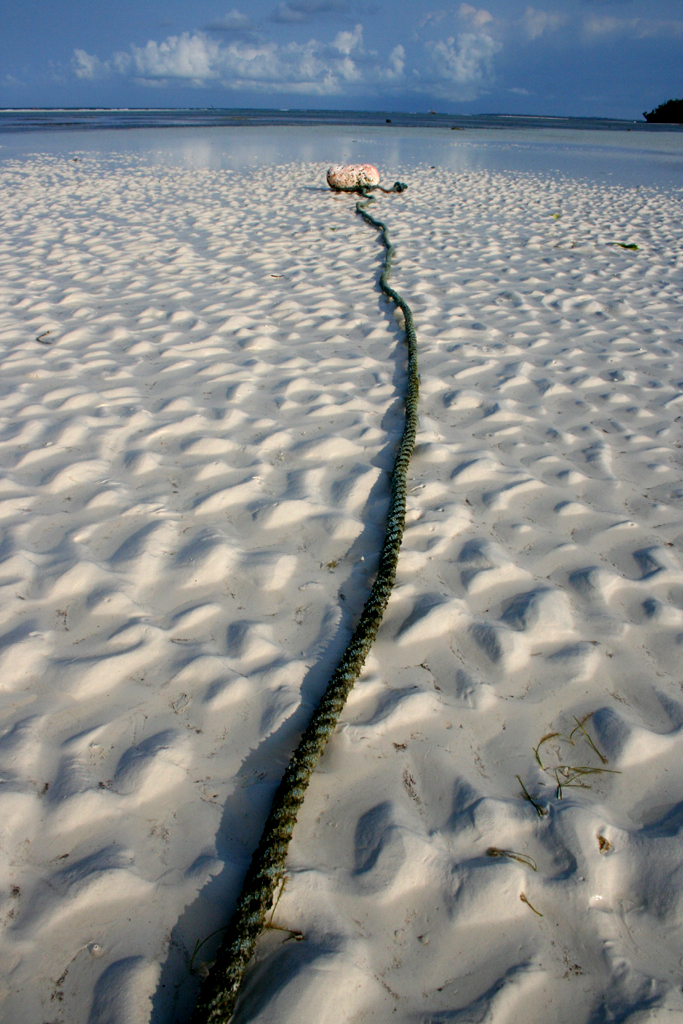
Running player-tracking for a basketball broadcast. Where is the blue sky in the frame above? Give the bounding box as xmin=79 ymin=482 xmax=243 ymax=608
xmin=1 ymin=0 xmax=681 ymax=118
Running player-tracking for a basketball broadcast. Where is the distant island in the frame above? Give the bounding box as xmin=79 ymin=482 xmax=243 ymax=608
xmin=643 ymin=98 xmax=683 ymax=123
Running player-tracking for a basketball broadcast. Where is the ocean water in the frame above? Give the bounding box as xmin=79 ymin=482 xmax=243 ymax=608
xmin=0 ymin=110 xmax=682 ymax=191
xmin=2 ymin=108 xmax=682 ymax=134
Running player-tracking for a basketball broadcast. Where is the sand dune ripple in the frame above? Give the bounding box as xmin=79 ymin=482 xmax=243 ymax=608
xmin=0 ymin=154 xmax=682 ymax=1023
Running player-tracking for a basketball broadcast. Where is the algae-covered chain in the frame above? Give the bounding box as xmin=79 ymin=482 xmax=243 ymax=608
xmin=191 ymin=175 xmax=416 ymax=1024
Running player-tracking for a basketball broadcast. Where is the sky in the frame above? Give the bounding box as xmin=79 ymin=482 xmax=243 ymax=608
xmin=1 ymin=0 xmax=681 ymax=119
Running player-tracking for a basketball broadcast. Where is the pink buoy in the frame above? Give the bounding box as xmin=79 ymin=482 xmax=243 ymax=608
xmin=327 ymin=164 xmax=381 ymax=191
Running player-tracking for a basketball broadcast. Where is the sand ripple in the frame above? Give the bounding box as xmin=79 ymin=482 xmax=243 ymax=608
xmin=0 ymin=154 xmax=682 ymax=1022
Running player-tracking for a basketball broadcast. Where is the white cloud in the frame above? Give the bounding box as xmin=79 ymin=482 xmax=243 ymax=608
xmin=128 ymin=34 xmax=222 ymax=81
xmin=459 ymin=4 xmax=493 ymax=29
xmin=73 ymin=49 xmax=110 ymax=80
xmin=388 ymin=45 xmax=405 ymax=78
xmin=72 ymin=9 xmax=505 ymax=102
xmin=204 ymin=9 xmax=257 ymax=35
xmin=332 ymin=23 xmax=363 ymax=56
xmin=419 ymin=11 xmax=447 ymax=30
xmin=426 ymin=30 xmax=500 ymax=100
xmin=523 ymin=7 xmax=567 ymax=40
xmin=207 ymin=9 xmax=252 ymax=30
xmin=412 ymin=3 xmax=501 ymax=100
xmin=583 ymin=15 xmax=683 ymax=39
xmin=75 ymin=26 xmax=404 ymax=95
xmin=270 ymin=0 xmax=349 ymax=24
xmin=584 ymin=14 xmax=629 ymax=36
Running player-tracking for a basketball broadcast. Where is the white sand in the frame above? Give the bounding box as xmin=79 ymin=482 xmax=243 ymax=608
xmin=0 ymin=135 xmax=683 ymax=1024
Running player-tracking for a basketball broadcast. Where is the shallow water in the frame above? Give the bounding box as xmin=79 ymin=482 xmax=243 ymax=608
xmin=1 ymin=124 xmax=682 ymax=191
xmin=3 ymin=109 xmax=681 ymax=133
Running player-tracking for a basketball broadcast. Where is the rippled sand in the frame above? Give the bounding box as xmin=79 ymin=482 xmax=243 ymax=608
xmin=1 ymin=150 xmax=683 ymax=1023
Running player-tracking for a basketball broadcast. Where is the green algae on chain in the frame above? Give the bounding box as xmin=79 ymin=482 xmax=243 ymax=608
xmin=190 ymin=183 xmax=418 ymax=1024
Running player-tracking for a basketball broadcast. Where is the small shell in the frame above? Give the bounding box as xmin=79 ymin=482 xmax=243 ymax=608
xmin=327 ymin=164 xmax=381 ymax=191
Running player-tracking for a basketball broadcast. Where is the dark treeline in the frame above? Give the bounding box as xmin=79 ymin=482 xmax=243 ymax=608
xmin=644 ymin=98 xmax=683 ymax=123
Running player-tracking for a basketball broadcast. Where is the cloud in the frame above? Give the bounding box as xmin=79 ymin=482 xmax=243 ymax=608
xmin=207 ymin=8 xmax=251 ymax=29
xmin=523 ymin=7 xmax=567 ymax=40
xmin=583 ymin=14 xmax=683 ymax=38
xmin=204 ymin=9 xmax=258 ymax=36
xmin=419 ymin=12 xmax=448 ymax=30
xmin=2 ymin=73 xmax=24 ymax=88
xmin=458 ymin=4 xmax=493 ymax=28
xmin=73 ymin=49 xmax=110 ymax=80
xmin=72 ymin=10 xmax=503 ymax=102
xmin=412 ymin=2 xmax=500 ymax=100
xmin=74 ymin=25 xmax=404 ymax=95
xmin=270 ymin=0 xmax=350 ymax=24
xmin=584 ymin=14 xmax=630 ymax=35
xmin=126 ymin=34 xmax=221 ymax=81
xmin=388 ymin=44 xmax=405 ymax=78
xmin=333 ymin=23 xmax=363 ymax=56
xmin=425 ymin=29 xmax=500 ymax=100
